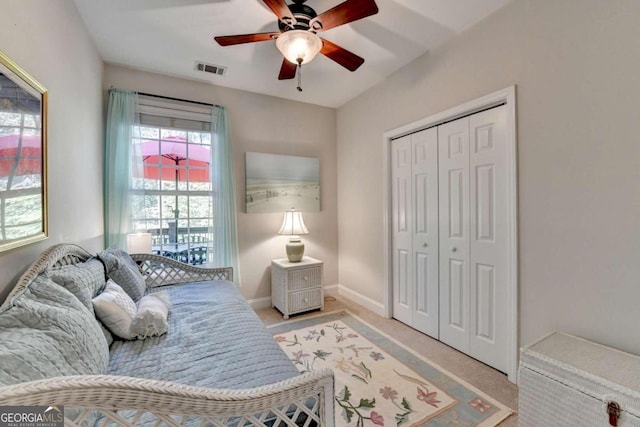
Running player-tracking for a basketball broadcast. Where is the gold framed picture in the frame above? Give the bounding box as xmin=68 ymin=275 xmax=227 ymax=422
xmin=0 ymin=50 xmax=48 ymax=252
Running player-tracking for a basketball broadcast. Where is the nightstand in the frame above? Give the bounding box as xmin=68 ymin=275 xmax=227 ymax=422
xmin=271 ymin=257 xmax=323 ymax=319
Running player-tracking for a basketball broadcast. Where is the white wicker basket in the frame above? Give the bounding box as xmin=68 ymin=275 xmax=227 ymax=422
xmin=519 ymin=332 xmax=640 ymax=426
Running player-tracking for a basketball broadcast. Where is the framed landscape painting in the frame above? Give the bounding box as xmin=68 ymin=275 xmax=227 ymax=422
xmin=245 ymin=152 xmax=320 ymax=213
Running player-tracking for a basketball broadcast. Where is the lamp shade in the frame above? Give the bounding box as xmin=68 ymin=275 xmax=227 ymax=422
xmin=275 ymin=30 xmax=322 ymax=65
xmin=278 ymin=209 xmax=309 ymax=236
xmin=127 ymin=232 xmax=152 ymax=254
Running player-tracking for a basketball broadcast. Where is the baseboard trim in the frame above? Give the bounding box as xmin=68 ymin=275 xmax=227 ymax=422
xmin=335 ymin=285 xmax=386 ymax=317
xmin=247 ymin=296 xmax=272 ymax=310
xmin=323 ymin=284 xmax=340 ymax=296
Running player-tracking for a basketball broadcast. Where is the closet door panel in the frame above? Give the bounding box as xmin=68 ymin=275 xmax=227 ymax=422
xmin=392 ymin=135 xmax=413 ymax=325
xmin=448 ymin=259 xmax=465 ymax=328
xmin=412 ymin=127 xmax=439 ymax=338
xmin=438 ymin=118 xmax=470 ymax=353
xmin=469 ymin=106 xmax=509 ymax=373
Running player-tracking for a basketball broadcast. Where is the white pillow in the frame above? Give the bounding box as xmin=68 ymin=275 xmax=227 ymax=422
xmin=133 ymin=292 xmax=170 ymax=339
xmin=92 ymin=279 xmax=137 ymax=339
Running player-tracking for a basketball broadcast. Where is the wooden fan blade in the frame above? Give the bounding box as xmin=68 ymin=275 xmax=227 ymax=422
xmin=320 ymin=38 xmax=365 ymax=71
xmin=214 ymin=32 xmax=279 ymax=46
xmin=278 ymin=59 xmax=297 ymax=80
xmin=262 ymin=0 xmax=295 ymax=23
xmin=313 ymin=0 xmax=378 ymax=32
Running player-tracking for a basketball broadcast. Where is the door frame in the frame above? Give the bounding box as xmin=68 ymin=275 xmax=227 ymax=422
xmin=381 ymin=86 xmax=518 ymax=383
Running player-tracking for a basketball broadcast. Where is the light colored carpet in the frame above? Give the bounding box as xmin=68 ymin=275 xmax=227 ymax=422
xmin=255 ymin=297 xmax=518 ymax=426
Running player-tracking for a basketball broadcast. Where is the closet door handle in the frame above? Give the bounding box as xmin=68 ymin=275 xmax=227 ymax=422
xmin=422 ymin=243 xmax=428 ymax=248
xmin=451 ymin=247 xmax=457 ymax=253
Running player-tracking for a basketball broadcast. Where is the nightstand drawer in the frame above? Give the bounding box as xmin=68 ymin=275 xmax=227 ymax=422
xmin=288 ymin=288 xmax=322 ymax=313
xmin=288 ymin=266 xmax=322 ymax=291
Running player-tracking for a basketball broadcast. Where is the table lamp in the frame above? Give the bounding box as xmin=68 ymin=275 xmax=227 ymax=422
xmin=278 ymin=208 xmax=309 ymax=262
xmin=126 ymin=232 xmax=152 ymax=254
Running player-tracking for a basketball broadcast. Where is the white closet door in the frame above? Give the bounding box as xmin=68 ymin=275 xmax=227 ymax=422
xmin=411 ymin=128 xmax=439 ymax=337
xmin=392 ymin=104 xmax=512 ymax=375
xmin=391 ymin=128 xmax=439 ymax=338
xmin=392 ymin=135 xmax=413 ymax=326
xmin=468 ymin=106 xmax=509 ymax=373
xmin=438 ymin=117 xmax=471 ymax=353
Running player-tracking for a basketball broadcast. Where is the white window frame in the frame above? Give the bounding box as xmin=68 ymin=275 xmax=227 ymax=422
xmin=130 ymin=95 xmax=217 ymax=265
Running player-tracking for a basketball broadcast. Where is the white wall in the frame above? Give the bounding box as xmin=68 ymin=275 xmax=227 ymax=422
xmin=0 ymin=0 xmax=104 ymax=302
xmin=337 ymin=0 xmax=640 ymax=354
xmin=103 ymin=65 xmax=338 ymax=302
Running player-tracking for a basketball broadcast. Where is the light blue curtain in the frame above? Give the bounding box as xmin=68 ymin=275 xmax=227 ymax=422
xmin=210 ymin=106 xmax=240 ymax=283
xmin=104 ymin=89 xmax=138 ymax=249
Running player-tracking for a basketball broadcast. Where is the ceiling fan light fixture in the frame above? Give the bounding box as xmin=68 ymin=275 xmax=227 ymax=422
xmin=276 ymin=30 xmax=322 ymax=65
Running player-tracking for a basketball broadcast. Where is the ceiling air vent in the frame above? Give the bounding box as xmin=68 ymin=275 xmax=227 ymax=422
xmin=195 ymin=61 xmax=227 ymax=76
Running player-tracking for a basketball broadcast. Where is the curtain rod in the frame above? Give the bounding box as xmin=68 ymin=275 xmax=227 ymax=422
xmin=137 ymin=91 xmax=221 ymax=108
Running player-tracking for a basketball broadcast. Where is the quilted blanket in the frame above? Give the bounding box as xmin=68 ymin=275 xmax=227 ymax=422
xmin=0 ymin=275 xmax=109 ymax=387
xmin=108 ymin=280 xmax=299 ymax=389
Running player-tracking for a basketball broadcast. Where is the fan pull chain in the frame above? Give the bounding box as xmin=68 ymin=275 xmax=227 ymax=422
xmin=296 ymin=61 xmax=303 ymax=92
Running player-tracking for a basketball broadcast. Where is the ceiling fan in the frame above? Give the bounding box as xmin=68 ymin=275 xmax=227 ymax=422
xmin=214 ymin=0 xmax=379 ymax=87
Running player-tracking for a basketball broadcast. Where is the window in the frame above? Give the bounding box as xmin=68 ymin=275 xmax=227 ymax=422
xmin=105 ymin=90 xmax=238 ymax=276
xmin=130 ymin=95 xmax=216 ymax=265
xmin=0 ymin=106 xmax=42 ymax=240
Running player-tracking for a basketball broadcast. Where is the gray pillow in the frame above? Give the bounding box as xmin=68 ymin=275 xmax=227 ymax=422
xmin=98 ymin=248 xmax=146 ymax=301
xmin=47 ymin=258 xmax=107 ymax=313
xmin=97 ymin=320 xmax=114 ymax=346
xmin=0 ymin=274 xmax=110 ymax=387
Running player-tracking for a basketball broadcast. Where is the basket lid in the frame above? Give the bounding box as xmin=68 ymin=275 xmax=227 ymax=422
xmin=521 ymin=332 xmax=640 ymax=418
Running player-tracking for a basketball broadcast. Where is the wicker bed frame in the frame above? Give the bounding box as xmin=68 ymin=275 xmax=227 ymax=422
xmin=0 ymin=244 xmax=335 ymax=427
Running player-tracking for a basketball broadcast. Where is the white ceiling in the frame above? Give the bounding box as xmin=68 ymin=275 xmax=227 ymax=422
xmin=73 ymin=0 xmax=513 ymax=108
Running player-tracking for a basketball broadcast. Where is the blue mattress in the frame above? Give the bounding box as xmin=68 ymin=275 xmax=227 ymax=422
xmin=108 ymin=280 xmax=299 ymax=389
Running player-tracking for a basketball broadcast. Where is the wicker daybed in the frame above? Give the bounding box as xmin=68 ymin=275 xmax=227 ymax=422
xmin=0 ymin=244 xmax=334 ymax=426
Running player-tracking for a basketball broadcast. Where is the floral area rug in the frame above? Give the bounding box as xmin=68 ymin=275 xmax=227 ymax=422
xmin=268 ymin=311 xmax=513 ymax=427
